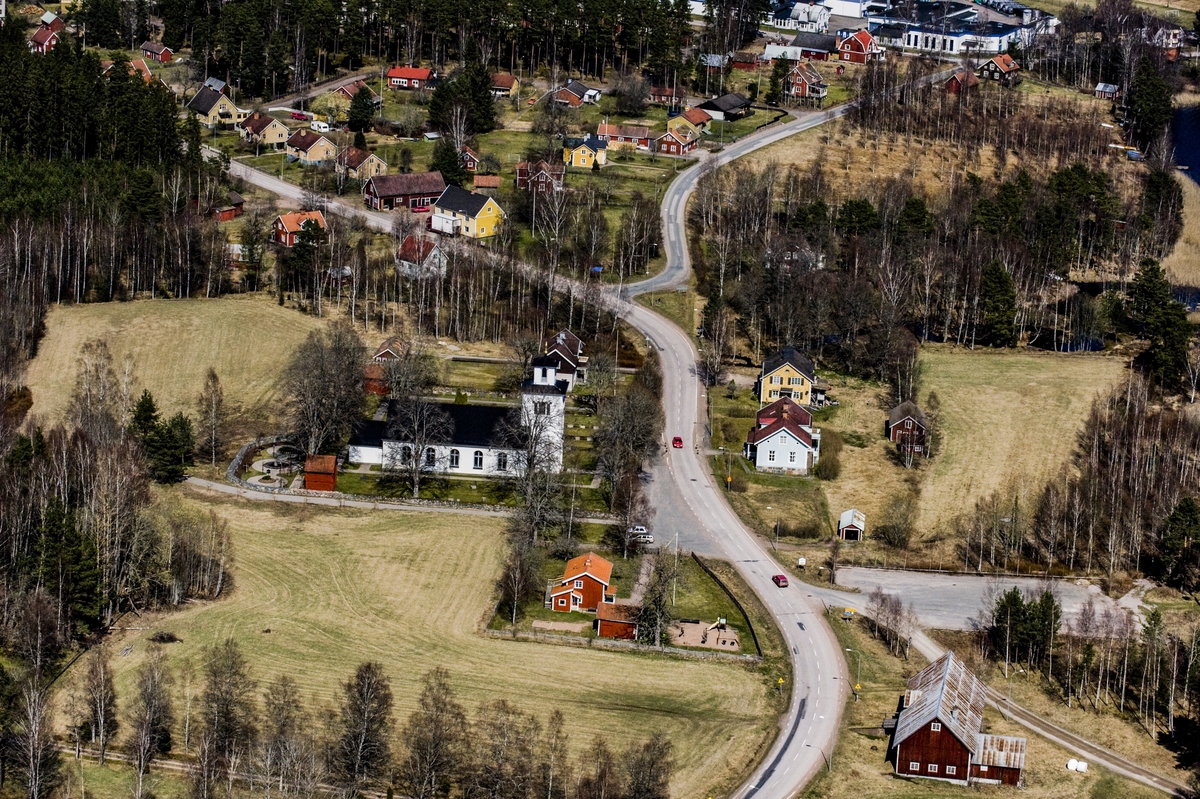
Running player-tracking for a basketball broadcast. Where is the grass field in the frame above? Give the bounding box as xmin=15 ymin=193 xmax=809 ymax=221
xmin=798 ymin=615 xmax=1169 ymax=799
xmin=23 ymin=295 xmax=324 ymax=429
xmin=91 ymin=490 xmax=775 ymax=799
xmin=1163 ymin=170 xmax=1200 ymax=287
xmin=916 ymin=347 xmax=1127 ymax=534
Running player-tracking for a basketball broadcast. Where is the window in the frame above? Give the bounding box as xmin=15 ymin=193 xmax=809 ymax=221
xmin=789 ymin=377 xmax=803 ymax=385
xmin=905 ymin=419 xmax=912 ymax=429
xmin=424 ymin=448 xmax=435 ymax=467
xmin=473 ymin=451 xmax=484 ymax=469
xmin=449 ymin=449 xmax=460 ymax=468
xmin=557 ymin=598 xmax=566 ymax=606
xmin=979 ymin=765 xmax=988 ymax=773
xmin=571 ymin=595 xmax=580 ymax=606
xmin=769 ymin=390 xmax=780 ymax=398
xmin=497 ymin=452 xmax=508 ymax=471
xmin=771 ymin=375 xmax=782 ymax=384
xmin=946 ymin=766 xmax=957 ymax=776
xmin=534 ymin=401 xmax=550 ymax=415
xmin=789 ymin=452 xmax=797 ymax=463
xmin=401 ymin=446 xmax=412 ymax=464
xmin=574 ymin=580 xmax=584 ymax=588
xmin=909 ymin=762 xmax=920 ymax=772
xmin=927 ymin=764 xmax=938 ymax=774
xmin=930 ymin=722 xmax=941 ymax=732
xmin=768 ymin=450 xmax=776 ymax=462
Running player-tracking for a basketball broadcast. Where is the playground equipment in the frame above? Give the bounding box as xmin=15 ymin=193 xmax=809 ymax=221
xmin=701 ymin=618 xmax=727 ymax=645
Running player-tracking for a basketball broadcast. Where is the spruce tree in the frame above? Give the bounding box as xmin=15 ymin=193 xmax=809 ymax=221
xmin=431 ymin=139 xmax=467 ymax=187
xmin=978 ymin=261 xmax=1017 ymax=347
xmin=348 ymin=86 xmax=374 ymax=134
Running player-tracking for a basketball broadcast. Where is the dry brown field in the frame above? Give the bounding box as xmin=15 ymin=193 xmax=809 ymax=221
xmin=90 ymin=489 xmax=775 ymax=799
xmin=23 ymin=294 xmax=324 ymax=428
xmin=1163 ymin=169 xmax=1200 ymax=287
xmin=916 ymin=346 xmax=1128 ymax=534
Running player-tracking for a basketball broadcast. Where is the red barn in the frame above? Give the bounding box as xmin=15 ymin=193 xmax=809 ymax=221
xmin=944 ymin=69 xmax=980 ymax=95
xmin=549 ymin=553 xmax=615 ymax=612
xmin=596 ymin=603 xmax=639 ymax=639
xmin=304 ymin=455 xmax=338 ymax=491
xmin=886 ymin=400 xmax=927 ymax=453
xmin=893 ymin=652 xmax=1026 ymax=786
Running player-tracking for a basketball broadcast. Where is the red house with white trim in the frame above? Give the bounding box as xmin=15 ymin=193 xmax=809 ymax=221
xmin=837 ymin=30 xmax=885 ymax=63
xmin=140 ymin=41 xmax=173 ymax=63
xmin=597 ymin=123 xmax=651 ymax=150
xmin=29 ymin=27 xmax=60 ymax=54
xmin=655 ymin=129 xmax=697 ymax=156
xmin=272 ymin=210 xmax=327 ymax=246
xmin=549 ymin=553 xmax=615 ymax=612
xmin=387 ymin=66 xmax=433 ymax=90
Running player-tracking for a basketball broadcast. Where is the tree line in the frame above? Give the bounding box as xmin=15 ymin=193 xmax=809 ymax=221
xmin=5 ymin=638 xmax=676 ymax=799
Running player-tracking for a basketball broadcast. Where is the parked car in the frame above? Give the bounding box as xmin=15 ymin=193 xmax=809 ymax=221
xmin=290 ymin=111 xmax=308 ymax=120
xmin=633 ymin=533 xmax=654 ymax=544
xmin=672 ymin=436 xmax=683 ymax=448
xmin=772 ymin=574 xmax=789 ymax=588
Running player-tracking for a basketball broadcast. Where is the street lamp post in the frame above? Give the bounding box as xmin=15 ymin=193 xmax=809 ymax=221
xmin=805 ymin=743 xmax=831 ymax=773
xmin=846 ymin=648 xmax=861 ymax=701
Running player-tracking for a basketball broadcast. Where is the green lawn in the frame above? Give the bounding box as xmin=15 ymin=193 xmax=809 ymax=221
xmin=637 ymin=286 xmax=700 ymax=336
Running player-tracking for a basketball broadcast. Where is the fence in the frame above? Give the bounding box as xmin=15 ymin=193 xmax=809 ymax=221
xmin=692 ymin=552 xmax=763 ymax=657
xmin=482 ymin=628 xmax=760 ymax=664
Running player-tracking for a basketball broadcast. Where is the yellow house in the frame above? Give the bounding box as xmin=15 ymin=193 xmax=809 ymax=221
xmin=667 ymin=106 xmax=712 ymax=138
xmin=491 ymin=73 xmax=520 ymax=97
xmin=285 ymin=130 xmax=338 ymax=165
xmin=237 ymin=112 xmax=290 ymax=149
xmin=186 ymin=86 xmax=249 ymax=128
xmin=335 ymin=147 xmax=388 ymax=181
xmin=563 ymin=135 xmax=607 ymax=168
xmin=755 ymin=346 xmax=817 ymax=405
xmin=431 ymin=185 xmax=505 ymax=239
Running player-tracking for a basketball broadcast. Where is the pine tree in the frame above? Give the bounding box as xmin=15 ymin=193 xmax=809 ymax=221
xmin=130 ymin=390 xmax=160 ymax=441
xmin=1129 ymin=257 xmax=1172 ymax=332
xmin=765 ymin=58 xmax=788 ymax=106
xmin=978 ymin=261 xmax=1017 ymax=347
xmin=348 ymin=86 xmax=374 ymax=134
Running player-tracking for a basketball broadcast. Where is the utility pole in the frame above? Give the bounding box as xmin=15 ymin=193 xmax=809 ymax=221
xmin=846 ymin=648 xmax=862 ymax=701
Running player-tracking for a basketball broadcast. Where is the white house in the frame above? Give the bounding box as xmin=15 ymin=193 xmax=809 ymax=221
xmin=348 ymin=361 xmax=566 ymax=475
xmin=743 ymin=397 xmax=821 ymax=474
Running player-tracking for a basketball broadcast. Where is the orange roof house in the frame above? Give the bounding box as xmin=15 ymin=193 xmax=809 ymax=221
xmin=272 ymin=210 xmax=327 ymax=246
xmin=549 ymin=553 xmax=615 ymax=612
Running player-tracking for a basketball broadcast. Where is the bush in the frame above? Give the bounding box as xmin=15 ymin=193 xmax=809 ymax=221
xmin=720 ymin=419 xmax=742 ymax=445
xmin=874 ymin=492 xmax=917 ymax=549
xmin=814 ymin=431 xmax=842 ymax=480
xmin=729 ymin=470 xmax=748 ymax=493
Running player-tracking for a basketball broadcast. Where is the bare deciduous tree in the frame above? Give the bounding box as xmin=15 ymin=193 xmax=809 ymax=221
xmin=128 ymin=645 xmax=174 ymax=799
xmin=398 ymin=668 xmax=467 ymax=799
xmin=386 ymin=398 xmax=452 ymax=498
xmin=13 ymin=680 xmax=60 ymax=799
xmin=85 ymin=645 xmax=118 ymax=764
xmin=196 ymin=367 xmax=227 ymax=467
xmin=333 ymin=662 xmax=394 ymax=797
xmin=284 ymin=321 xmax=367 ymax=454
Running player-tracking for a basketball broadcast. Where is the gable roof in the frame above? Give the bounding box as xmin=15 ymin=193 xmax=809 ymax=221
xmin=286 ymin=129 xmax=333 ymax=152
xmin=339 ymin=79 xmax=379 ymax=100
xmin=562 ymin=553 xmax=613 ymax=586
xmin=895 ymin=651 xmax=987 ymax=754
xmin=30 ymin=26 xmax=58 ymax=46
xmin=388 ymin=65 xmax=433 ymax=80
xmin=518 ymin=160 xmax=565 ymax=178
xmin=398 ymin=235 xmax=438 ymax=264
xmin=598 ymin=122 xmax=650 ymax=140
xmin=562 ymin=79 xmax=592 ymax=99
xmin=386 ymin=398 xmax=514 ymax=448
xmin=349 ymin=418 xmax=387 ymax=449
xmin=947 ymin=69 xmax=980 ymax=89
xmin=761 ymin=346 xmax=815 ymax=381
xmin=102 ymin=58 xmax=156 ymax=83
xmin=597 ymin=602 xmax=639 ymax=624
xmin=789 ymin=61 xmax=824 ymax=84
xmin=366 ymin=171 xmax=446 ymax=197
xmin=141 ymin=40 xmax=169 ymax=54
xmin=746 ymin=416 xmax=813 ymax=447
xmin=790 ymin=32 xmax=838 ymax=51
xmin=473 ymin=175 xmax=501 ymax=189
xmin=187 ymin=86 xmax=227 ymax=115
xmin=839 ymin=508 xmax=864 ymax=529
xmin=756 ymin=397 xmax=813 ymax=428
xmin=239 ymin=112 xmax=281 ymax=135
xmin=274 ymin=210 xmax=326 ymax=233
xmin=888 ymin=400 xmax=927 ymax=428
xmin=435 ymin=185 xmax=493 ymax=217
xmin=336 ymin=146 xmax=379 ymax=169
xmin=305 ymin=455 xmax=337 ymax=475
xmin=567 ymin=134 xmax=607 ymax=152
xmin=700 ymin=92 xmax=752 ymax=113
xmin=203 ymin=77 xmax=227 ymax=93
xmin=551 ymin=329 xmax=583 ymax=356
xmin=841 ymin=29 xmax=879 ymax=51
xmin=985 ymin=53 xmax=1020 ymax=73
xmin=491 ymin=73 xmax=517 ymax=89
xmin=40 ymin=11 xmax=59 ymax=25
xmin=682 ymin=107 xmax=711 ymax=126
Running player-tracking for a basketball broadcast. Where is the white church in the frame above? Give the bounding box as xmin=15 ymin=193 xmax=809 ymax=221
xmin=348 ymin=347 xmax=570 ymax=476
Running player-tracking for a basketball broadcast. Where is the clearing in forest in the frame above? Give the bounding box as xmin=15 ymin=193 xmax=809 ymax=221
xmin=94 ymin=492 xmax=774 ymax=799
xmin=23 ymin=295 xmax=323 ymax=427
xmin=916 ymin=346 xmax=1127 ymax=534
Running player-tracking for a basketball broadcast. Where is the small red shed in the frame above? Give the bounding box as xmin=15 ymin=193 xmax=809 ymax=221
xmin=304 ymin=455 xmax=338 ymax=491
xmin=596 ymin=603 xmax=640 ymax=639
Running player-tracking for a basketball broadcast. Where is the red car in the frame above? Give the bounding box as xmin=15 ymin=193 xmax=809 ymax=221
xmin=290 ymin=111 xmax=308 ymax=120
xmin=772 ymin=574 xmax=789 ymax=588
xmin=672 ymin=436 xmax=683 ymax=448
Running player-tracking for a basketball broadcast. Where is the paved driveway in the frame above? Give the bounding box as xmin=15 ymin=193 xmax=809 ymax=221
xmin=834 ymin=567 xmax=1131 ymax=631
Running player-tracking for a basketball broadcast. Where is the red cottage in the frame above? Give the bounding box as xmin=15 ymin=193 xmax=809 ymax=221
xmin=893 ymin=651 xmax=1026 ymax=786
xmin=886 ymin=400 xmax=927 ymax=453
xmin=387 ymin=66 xmax=433 ymax=90
xmin=140 ymin=40 xmax=173 ymax=63
xmin=303 ymin=455 xmax=338 ymax=491
xmin=272 ymin=210 xmax=326 ymax=246
xmin=363 ymin=172 xmax=447 ymax=211
xmin=515 ymin=161 xmax=565 ymax=193
xmin=29 ymin=27 xmax=60 ymax=54
xmin=549 ymin=553 xmax=615 ymax=612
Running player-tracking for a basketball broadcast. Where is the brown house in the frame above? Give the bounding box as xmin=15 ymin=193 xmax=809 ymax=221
xmin=977 ymin=53 xmax=1021 ymax=86
xmin=304 ymin=455 xmax=338 ymax=491
xmin=336 ymin=147 xmax=388 ymax=181
xmin=887 ymin=401 xmax=927 ymax=453
xmin=596 ymin=603 xmax=639 ymax=639
xmin=363 ymin=172 xmax=447 ymax=211
xmin=893 ymin=651 xmax=1025 ymax=786
xmin=515 ymin=160 xmax=565 ymax=193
